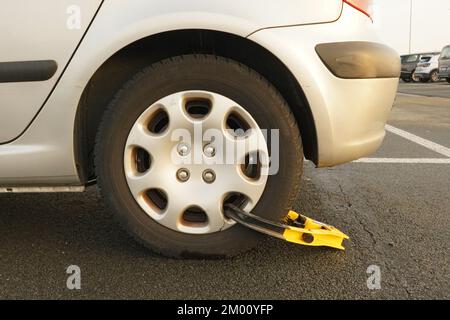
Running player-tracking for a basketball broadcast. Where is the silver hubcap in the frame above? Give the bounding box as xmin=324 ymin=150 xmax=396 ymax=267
xmin=431 ymin=72 xmax=439 ymax=82
xmin=124 ymin=91 xmax=269 ymax=234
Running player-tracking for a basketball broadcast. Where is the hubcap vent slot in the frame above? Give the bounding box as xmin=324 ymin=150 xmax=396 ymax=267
xmin=185 ymin=98 xmax=212 ymax=119
xmin=147 ymin=108 xmax=169 ymax=134
xmin=134 ymin=147 xmax=151 ymax=173
xmin=144 ymin=189 xmax=168 ymax=213
xmin=183 ymin=206 xmax=208 ymax=224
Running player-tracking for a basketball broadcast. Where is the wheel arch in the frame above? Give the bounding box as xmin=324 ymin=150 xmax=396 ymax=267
xmin=74 ymin=29 xmax=317 ymax=182
xmin=429 ymin=68 xmax=439 ymax=77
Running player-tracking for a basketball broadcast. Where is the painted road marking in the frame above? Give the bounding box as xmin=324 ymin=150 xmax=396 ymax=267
xmin=385 ymin=125 xmax=450 ymax=158
xmin=353 ymin=125 xmax=450 ymax=164
xmin=355 ymin=158 xmax=450 ymax=164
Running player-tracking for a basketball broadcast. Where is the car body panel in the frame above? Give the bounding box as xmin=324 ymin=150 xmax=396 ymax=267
xmin=0 ymin=1 xmax=398 ymax=186
xmin=0 ymin=0 xmax=342 ymax=145
xmin=438 ymin=46 xmax=450 ymax=78
xmin=0 ymin=0 xmax=103 ymax=143
xmin=0 ymin=0 xmax=341 ymax=185
xmin=415 ymin=54 xmax=440 ymax=80
xmin=249 ymin=5 xmax=399 ymax=167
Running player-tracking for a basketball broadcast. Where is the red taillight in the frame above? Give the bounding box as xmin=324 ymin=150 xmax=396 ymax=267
xmin=343 ymin=0 xmax=373 ymax=22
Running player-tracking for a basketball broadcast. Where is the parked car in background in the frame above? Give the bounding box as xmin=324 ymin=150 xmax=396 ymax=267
xmin=401 ymin=54 xmax=420 ymax=82
xmin=401 ymin=52 xmax=439 ymax=82
xmin=438 ymin=45 xmax=450 ymax=83
xmin=414 ymin=54 xmax=440 ymax=83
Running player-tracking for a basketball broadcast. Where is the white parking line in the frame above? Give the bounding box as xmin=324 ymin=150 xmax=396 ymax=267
xmin=354 ymin=158 xmax=450 ymax=164
xmin=353 ymin=125 xmax=450 ymax=164
xmin=385 ymin=124 xmax=450 ymax=158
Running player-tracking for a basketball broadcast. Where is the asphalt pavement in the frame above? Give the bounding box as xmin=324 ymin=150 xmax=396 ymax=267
xmin=0 ymin=82 xmax=449 ymax=299
xmin=398 ymin=81 xmax=450 ymax=99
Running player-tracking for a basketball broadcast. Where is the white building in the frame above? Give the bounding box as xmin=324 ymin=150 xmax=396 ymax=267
xmin=373 ymin=0 xmax=450 ymax=55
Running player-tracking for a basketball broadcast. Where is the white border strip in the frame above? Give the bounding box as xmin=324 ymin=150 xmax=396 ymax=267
xmin=354 ymin=158 xmax=450 ymax=164
xmin=385 ymin=124 xmax=450 ymax=158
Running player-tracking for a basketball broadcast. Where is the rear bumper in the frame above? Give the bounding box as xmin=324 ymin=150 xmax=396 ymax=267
xmin=249 ymin=5 xmax=399 ymax=167
xmin=400 ymin=71 xmax=412 ymax=77
xmin=414 ymin=72 xmax=430 ymax=79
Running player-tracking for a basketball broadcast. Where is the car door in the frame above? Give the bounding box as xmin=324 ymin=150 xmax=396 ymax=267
xmin=0 ymin=0 xmax=103 ymax=143
xmin=401 ymin=55 xmax=415 ymax=75
xmin=439 ymin=46 xmax=450 ymax=77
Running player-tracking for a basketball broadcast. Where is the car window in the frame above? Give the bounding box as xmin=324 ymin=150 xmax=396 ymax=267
xmin=441 ymin=47 xmax=450 ymax=60
xmin=420 ymin=56 xmax=432 ymax=62
xmin=402 ymin=55 xmax=419 ymax=63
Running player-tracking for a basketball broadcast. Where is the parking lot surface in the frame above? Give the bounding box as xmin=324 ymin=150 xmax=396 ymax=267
xmin=0 ymin=82 xmax=449 ymax=299
xmin=398 ymin=81 xmax=450 ymax=99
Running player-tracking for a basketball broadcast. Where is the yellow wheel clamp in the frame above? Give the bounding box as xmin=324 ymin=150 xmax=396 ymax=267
xmin=225 ymin=204 xmax=349 ymax=250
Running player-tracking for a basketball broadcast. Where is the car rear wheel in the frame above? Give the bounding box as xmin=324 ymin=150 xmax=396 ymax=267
xmin=446 ymin=77 xmax=450 ymax=84
xmin=429 ymin=70 xmax=440 ymax=83
xmin=95 ymin=55 xmax=303 ymax=258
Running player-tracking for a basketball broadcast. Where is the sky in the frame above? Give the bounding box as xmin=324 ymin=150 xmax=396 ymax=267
xmin=373 ymin=0 xmax=450 ymax=55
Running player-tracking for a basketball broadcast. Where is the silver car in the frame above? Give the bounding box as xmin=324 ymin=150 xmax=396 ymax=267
xmin=415 ymin=54 xmax=441 ymax=83
xmin=0 ymin=0 xmax=399 ymax=257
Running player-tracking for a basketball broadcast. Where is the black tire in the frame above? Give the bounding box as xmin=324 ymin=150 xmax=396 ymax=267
xmin=411 ymin=70 xmax=420 ymax=82
xmin=401 ymin=77 xmax=411 ymax=83
xmin=95 ymin=55 xmax=303 ymax=258
xmin=446 ymin=78 xmax=450 ymax=84
xmin=429 ymin=70 xmax=440 ymax=83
